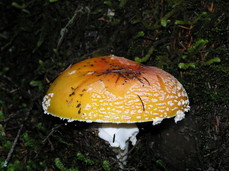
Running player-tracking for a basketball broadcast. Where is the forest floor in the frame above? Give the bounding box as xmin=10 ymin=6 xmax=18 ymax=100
xmin=0 ymin=0 xmax=228 ymax=171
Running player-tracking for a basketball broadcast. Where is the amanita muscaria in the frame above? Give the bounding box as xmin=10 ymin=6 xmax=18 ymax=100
xmin=42 ymin=56 xmax=190 ymax=168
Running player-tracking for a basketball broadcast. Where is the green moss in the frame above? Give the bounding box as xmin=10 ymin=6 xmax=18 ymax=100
xmin=55 ymin=158 xmax=78 ymax=171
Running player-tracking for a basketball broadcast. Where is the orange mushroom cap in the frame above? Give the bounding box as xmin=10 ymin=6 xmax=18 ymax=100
xmin=42 ymin=56 xmax=190 ymax=123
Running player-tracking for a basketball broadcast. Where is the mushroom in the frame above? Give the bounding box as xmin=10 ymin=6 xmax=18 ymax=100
xmin=42 ymin=56 xmax=190 ymax=169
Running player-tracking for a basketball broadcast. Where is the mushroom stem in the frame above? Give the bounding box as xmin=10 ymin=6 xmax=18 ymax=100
xmin=98 ymin=123 xmax=139 ymax=169
xmin=113 ymin=141 xmax=129 ymax=170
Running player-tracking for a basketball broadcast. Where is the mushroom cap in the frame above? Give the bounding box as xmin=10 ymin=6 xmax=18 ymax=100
xmin=42 ymin=56 xmax=190 ymax=123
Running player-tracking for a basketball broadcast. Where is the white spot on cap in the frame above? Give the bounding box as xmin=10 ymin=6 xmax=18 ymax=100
xmin=174 ymin=110 xmax=185 ymax=123
xmin=177 ymin=82 xmax=182 ymax=91
xmin=86 ymin=71 xmax=95 ymax=75
xmin=68 ymin=70 xmax=76 ymax=75
xmin=123 ymin=116 xmax=131 ymax=120
xmin=124 ymin=109 xmax=130 ymax=114
xmin=178 ymin=101 xmax=181 ymax=106
xmin=67 ymin=118 xmax=75 ymax=123
xmin=182 ymin=90 xmax=187 ymax=97
xmin=168 ymin=101 xmax=174 ymax=106
xmin=87 ymin=87 xmax=93 ymax=91
xmin=185 ymin=99 xmax=189 ymax=105
xmin=42 ymin=93 xmax=54 ymax=113
xmin=154 ymin=93 xmax=159 ymax=97
xmin=114 ymin=117 xmax=121 ymax=120
xmin=172 ymin=107 xmax=178 ymax=111
xmin=137 ymin=109 xmax=143 ymax=113
xmin=152 ymin=117 xmax=164 ymax=125
xmin=184 ymin=105 xmax=191 ymax=112
xmin=95 ymin=119 xmax=104 ymax=122
xmin=152 ymin=99 xmax=158 ymax=102
xmin=153 ymin=112 xmax=159 ymax=115
xmin=130 ymin=110 xmax=136 ymax=115
xmin=156 ymin=102 xmax=166 ymax=106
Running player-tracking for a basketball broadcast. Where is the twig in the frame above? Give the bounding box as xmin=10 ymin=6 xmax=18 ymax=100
xmin=42 ymin=124 xmax=63 ymax=144
xmin=2 ymin=124 xmax=23 ymax=167
xmin=2 ymin=104 xmax=33 ymax=168
xmin=57 ymin=6 xmax=90 ymax=50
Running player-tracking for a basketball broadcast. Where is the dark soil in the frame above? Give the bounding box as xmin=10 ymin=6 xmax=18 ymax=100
xmin=0 ymin=0 xmax=228 ymax=171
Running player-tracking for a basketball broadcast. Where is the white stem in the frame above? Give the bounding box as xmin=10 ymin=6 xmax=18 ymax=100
xmin=98 ymin=123 xmax=139 ymax=170
xmin=113 ymin=141 xmax=129 ymax=170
